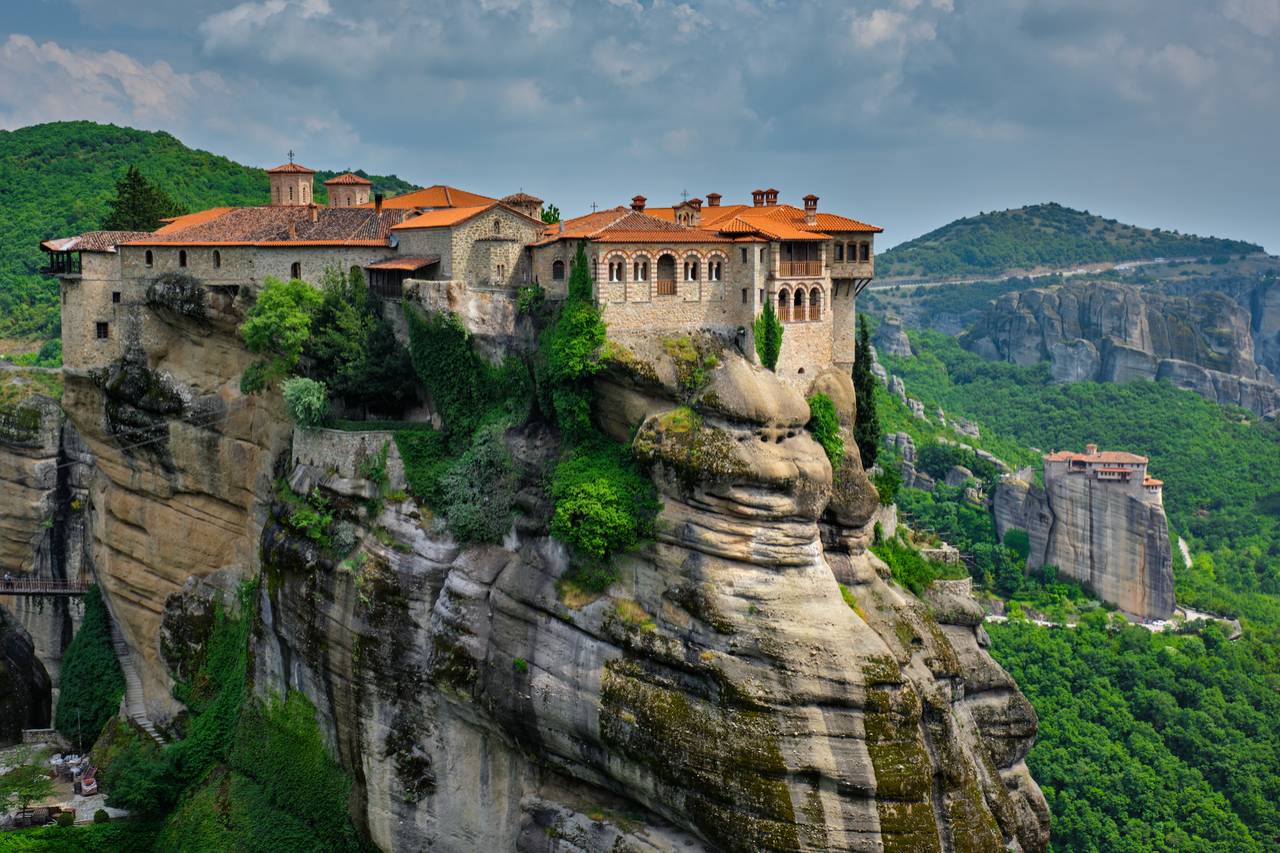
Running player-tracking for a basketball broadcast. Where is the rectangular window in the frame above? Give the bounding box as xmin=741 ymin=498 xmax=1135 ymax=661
xmin=758 ymin=288 xmax=764 ymax=303
xmin=741 ymin=288 xmax=748 ymax=303
xmin=112 ymin=291 xmax=121 ymax=304
xmin=835 ymin=243 xmax=844 ymax=262
xmin=96 ymin=322 xmax=109 ymax=339
xmin=740 ymin=247 xmax=748 ymax=263
xmin=860 ymin=242 xmax=871 ymax=261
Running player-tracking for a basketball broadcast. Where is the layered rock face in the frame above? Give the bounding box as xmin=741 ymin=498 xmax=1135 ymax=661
xmin=995 ymin=472 xmax=1174 ymax=620
xmin=0 ymin=608 xmax=51 ymax=741
xmin=255 ymin=335 xmax=1048 ymax=852
xmin=962 ymin=281 xmax=1280 ymax=416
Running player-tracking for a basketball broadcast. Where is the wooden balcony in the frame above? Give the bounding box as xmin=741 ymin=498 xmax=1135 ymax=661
xmin=656 ymin=278 xmax=677 ymax=296
xmin=775 ymin=260 xmax=823 ymax=278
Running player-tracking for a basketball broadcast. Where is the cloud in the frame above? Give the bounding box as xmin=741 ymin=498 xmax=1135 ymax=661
xmin=1224 ymin=0 xmax=1280 ymax=36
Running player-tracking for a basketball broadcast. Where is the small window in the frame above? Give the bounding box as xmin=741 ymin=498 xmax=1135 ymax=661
xmin=684 ymin=259 xmax=699 ymax=281
xmin=497 ymin=264 xmax=505 ymax=279
xmin=847 ymin=242 xmax=856 ymax=260
xmin=758 ymin=288 xmax=764 ymax=303
xmin=179 ymin=250 xmax=187 ymax=267
xmin=290 ymin=261 xmax=302 ymax=279
xmin=759 ymin=247 xmax=766 ymax=262
xmin=112 ymin=291 xmax=121 ymax=304
xmin=95 ymin=322 xmax=109 ymax=339
xmin=289 ymin=186 xmax=294 ymax=202
xmin=145 ymin=250 xmax=153 ymax=267
xmin=552 ymin=259 xmax=565 ymax=280
xmin=213 ymin=250 xmax=221 ymax=269
xmin=741 ymin=247 xmax=748 ymax=263
xmin=494 ymin=219 xmax=501 ymax=234
xmin=709 ymin=260 xmax=722 ymax=281
xmin=860 ymin=242 xmax=870 ymax=261
xmin=835 ymin=243 xmax=844 ymax=262
xmin=809 ymin=287 xmax=822 ymax=321
xmin=741 ymin=288 xmax=748 ymax=304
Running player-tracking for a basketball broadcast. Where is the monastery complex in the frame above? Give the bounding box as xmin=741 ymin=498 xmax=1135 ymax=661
xmin=41 ymin=161 xmax=882 ymax=384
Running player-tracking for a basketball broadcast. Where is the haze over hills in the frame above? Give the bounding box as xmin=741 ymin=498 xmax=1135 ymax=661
xmin=0 ymin=121 xmax=417 ymax=340
xmin=878 ymin=202 xmax=1264 ymax=280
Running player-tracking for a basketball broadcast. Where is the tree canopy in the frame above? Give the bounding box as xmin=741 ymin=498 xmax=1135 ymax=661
xmin=101 ymin=166 xmax=185 ymax=231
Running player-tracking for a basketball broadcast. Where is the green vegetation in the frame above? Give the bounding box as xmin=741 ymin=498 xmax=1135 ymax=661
xmin=0 ymin=821 xmax=163 ymax=851
xmin=752 ymin=298 xmax=782 ymax=371
xmin=540 ymin=204 xmax=561 ymax=224
xmin=55 ymin=584 xmax=125 ymax=751
xmin=878 ymin=203 xmax=1260 ymax=279
xmin=0 ymin=749 xmax=56 ymax=817
xmin=852 ymin=314 xmax=880 ymax=466
xmin=805 ymin=393 xmax=843 ymax=467
xmin=101 ymin=166 xmax=183 ymax=231
xmin=549 ymin=435 xmax=659 ymax=560
xmin=281 ymin=377 xmax=328 ymax=429
xmin=870 ymin=534 xmax=966 ymax=596
xmin=0 ymin=120 xmax=415 ymax=341
xmin=884 ymin=329 xmax=1280 ymax=626
xmin=1 ymin=339 xmax=62 ymax=368
xmin=239 ymin=276 xmax=323 ymax=392
xmin=990 ymin=617 xmax=1280 ymax=852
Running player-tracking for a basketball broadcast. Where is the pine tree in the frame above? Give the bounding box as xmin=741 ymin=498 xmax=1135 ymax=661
xmin=852 ymin=314 xmax=881 ymax=467
xmin=541 ymin=204 xmax=561 ymax=224
xmin=753 ymin=299 xmax=783 ymax=371
xmin=101 ymin=166 xmax=184 ymax=231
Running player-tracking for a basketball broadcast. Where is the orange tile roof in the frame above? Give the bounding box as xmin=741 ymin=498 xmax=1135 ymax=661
xmin=1144 ymin=477 xmax=1163 ymax=486
xmin=366 ymin=185 xmax=496 ymax=210
xmin=365 ymin=255 xmax=441 ymax=270
xmin=501 ymin=191 xmax=543 ymax=205
xmin=153 ymin=207 xmax=236 ymax=234
xmin=267 ymin=162 xmax=315 ymax=174
xmin=324 ymin=172 xmax=372 ymax=185
xmin=646 ymin=199 xmax=882 ymax=237
xmin=125 ymin=206 xmax=407 ymax=246
xmin=391 ymin=204 xmax=495 ymax=230
xmin=1045 ymin=449 xmax=1149 ymax=464
xmin=41 ymin=231 xmax=152 ymax=253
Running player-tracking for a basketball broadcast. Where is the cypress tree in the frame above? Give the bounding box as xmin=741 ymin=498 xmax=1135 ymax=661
xmin=55 ymin=584 xmax=125 ymax=750
xmin=101 ymin=166 xmax=184 ymax=231
xmin=753 ymin=299 xmax=783 ymax=371
xmin=852 ymin=313 xmax=881 ymax=467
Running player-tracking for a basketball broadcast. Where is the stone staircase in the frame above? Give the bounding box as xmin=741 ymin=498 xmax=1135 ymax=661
xmin=109 ymin=619 xmax=167 ymax=746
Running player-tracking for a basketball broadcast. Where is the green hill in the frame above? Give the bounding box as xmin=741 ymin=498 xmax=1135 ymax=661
xmin=878 ymin=202 xmax=1263 ymax=279
xmin=0 ymin=121 xmax=417 ymax=341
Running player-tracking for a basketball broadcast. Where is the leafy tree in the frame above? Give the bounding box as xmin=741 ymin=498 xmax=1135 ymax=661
xmin=281 ymin=377 xmax=328 ymax=429
xmin=541 ymin=204 xmax=561 ymax=224
xmin=806 ymin=393 xmax=844 ymax=467
xmin=852 ymin=314 xmax=880 ymax=466
xmin=101 ymin=166 xmax=185 ymax=232
xmin=541 ymin=242 xmax=605 ymax=439
xmin=239 ymin=276 xmax=323 ymax=392
xmin=753 ymin=299 xmax=782 ymax=371
xmin=0 ymin=751 xmax=56 ymax=817
xmin=55 ymin=584 xmax=124 ymax=750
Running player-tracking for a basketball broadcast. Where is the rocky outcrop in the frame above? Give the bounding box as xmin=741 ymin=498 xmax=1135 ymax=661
xmin=0 ymin=608 xmax=51 ymax=741
xmin=995 ymin=470 xmax=1174 ymax=620
xmin=253 ymin=336 xmax=1048 ymax=852
xmin=962 ymin=281 xmax=1280 ymax=416
xmin=876 ymin=316 xmax=912 ymax=358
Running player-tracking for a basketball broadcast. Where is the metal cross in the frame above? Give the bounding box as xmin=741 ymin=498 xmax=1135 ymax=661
xmin=681 ymin=188 xmax=689 ymax=201
xmin=288 ymin=149 xmax=295 ymax=164
xmin=590 ymin=202 xmax=598 ymax=213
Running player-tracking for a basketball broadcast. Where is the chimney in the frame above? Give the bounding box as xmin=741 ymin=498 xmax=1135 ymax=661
xmin=802 ymin=194 xmax=818 ymax=225
xmin=751 ymin=189 xmax=765 ymax=207
xmin=374 ymin=193 xmax=384 ymax=214
xmin=764 ymin=188 xmax=779 ymax=206
xmin=706 ymin=192 xmax=721 ymax=207
xmin=689 ymin=197 xmax=702 ymax=210
xmin=631 ymin=195 xmax=647 ymax=212
xmin=1086 ymin=443 xmax=1098 ymax=456
xmin=288 ymin=222 xmax=297 ymax=240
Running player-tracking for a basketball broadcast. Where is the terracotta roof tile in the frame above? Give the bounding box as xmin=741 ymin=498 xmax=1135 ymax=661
xmin=324 ymin=172 xmax=372 ymax=185
xmin=41 ymin=231 xmax=152 ymax=253
xmin=501 ymin=191 xmax=543 ymax=205
xmin=267 ymin=162 xmax=315 ymax=174
xmin=367 ymin=185 xmax=496 ymax=210
xmin=391 ymin=204 xmax=495 ymax=229
xmin=1045 ymin=449 xmax=1149 ymax=465
xmin=365 ymin=255 xmax=441 ymax=270
xmin=153 ymin=207 xmax=236 ymax=234
xmin=125 ymin=206 xmax=408 ymax=246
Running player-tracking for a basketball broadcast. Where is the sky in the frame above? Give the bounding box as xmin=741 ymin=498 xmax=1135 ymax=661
xmin=2 ymin=0 xmax=1278 ymax=251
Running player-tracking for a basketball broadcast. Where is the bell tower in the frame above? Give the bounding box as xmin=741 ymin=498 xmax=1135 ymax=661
xmin=268 ymin=153 xmax=315 ymax=206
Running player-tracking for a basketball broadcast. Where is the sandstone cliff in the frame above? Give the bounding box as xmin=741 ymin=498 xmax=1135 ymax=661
xmin=994 ymin=472 xmax=1174 ymax=620
xmin=962 ymin=281 xmax=1280 ymax=416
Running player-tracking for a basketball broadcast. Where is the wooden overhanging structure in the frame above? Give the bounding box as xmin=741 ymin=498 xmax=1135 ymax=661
xmin=364 ymin=255 xmax=440 ymax=300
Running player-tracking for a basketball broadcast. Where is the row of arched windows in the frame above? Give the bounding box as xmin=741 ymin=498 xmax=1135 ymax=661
xmin=143 ymin=249 xmax=222 ymax=270
xmin=552 ymin=252 xmax=728 ymax=287
xmin=777 ymin=286 xmax=823 ymax=322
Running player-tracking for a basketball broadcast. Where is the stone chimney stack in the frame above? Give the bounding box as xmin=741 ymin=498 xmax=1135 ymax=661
xmin=268 ymin=159 xmax=316 ymax=207
xmin=374 ymin=193 xmax=384 ymax=214
xmin=323 ymin=173 xmax=372 ymax=208
xmin=631 ymin=195 xmax=647 ymax=212
xmin=706 ymin=192 xmax=721 ymax=207
xmin=751 ymin=189 xmax=765 ymax=207
xmin=1086 ymin=443 xmax=1098 ymax=456
xmin=764 ymin=188 xmax=779 ymax=206
xmin=309 ymin=204 xmax=318 ymax=223
xmin=803 ymin=194 xmax=818 ymax=225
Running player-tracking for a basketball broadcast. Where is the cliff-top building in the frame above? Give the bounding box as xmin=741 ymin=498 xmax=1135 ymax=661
xmin=1043 ymin=443 xmax=1164 ymax=505
xmin=41 ymin=162 xmax=881 ymax=384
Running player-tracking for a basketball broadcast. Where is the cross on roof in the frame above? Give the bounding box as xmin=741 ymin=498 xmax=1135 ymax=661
xmin=288 ymin=149 xmax=295 ymax=164
xmin=681 ymin=188 xmax=689 ymax=201
xmin=590 ymin=202 xmax=598 ymax=213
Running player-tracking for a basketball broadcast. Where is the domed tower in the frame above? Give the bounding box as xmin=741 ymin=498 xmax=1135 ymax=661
xmin=501 ymin=191 xmax=544 ymax=220
xmin=324 ymin=173 xmax=372 ymax=208
xmin=267 ymin=160 xmax=315 ymax=206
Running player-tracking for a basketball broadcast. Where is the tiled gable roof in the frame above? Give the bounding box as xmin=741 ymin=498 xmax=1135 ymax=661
xmin=267 ymin=162 xmax=315 ymax=174
xmin=1045 ymin=449 xmax=1149 ymax=465
xmin=324 ymin=172 xmax=372 ymax=185
xmin=367 ymin=185 xmax=496 ymax=210
xmin=124 ymin=206 xmax=409 ymax=246
xmin=501 ymin=191 xmax=543 ymax=205
xmin=392 ymin=205 xmax=494 ymax=230
xmin=41 ymin=231 xmax=152 ymax=253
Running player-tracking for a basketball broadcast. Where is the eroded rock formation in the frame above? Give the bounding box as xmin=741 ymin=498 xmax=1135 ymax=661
xmin=962 ymin=281 xmax=1280 ymax=416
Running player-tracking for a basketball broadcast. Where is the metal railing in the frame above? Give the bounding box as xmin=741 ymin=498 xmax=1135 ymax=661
xmin=0 ymin=578 xmax=89 ymax=596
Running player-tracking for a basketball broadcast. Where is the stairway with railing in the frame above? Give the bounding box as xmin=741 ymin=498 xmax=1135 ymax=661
xmin=109 ymin=618 xmax=167 ymax=745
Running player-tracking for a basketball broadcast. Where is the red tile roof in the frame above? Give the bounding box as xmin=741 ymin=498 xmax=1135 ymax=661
xmin=124 ymin=206 xmax=408 ymax=246
xmin=366 ymin=185 xmax=496 ymax=210
xmin=365 ymin=255 xmax=441 ymax=270
xmin=324 ymin=172 xmax=372 ymax=185
xmin=41 ymin=231 xmax=152 ymax=253
xmin=501 ymin=191 xmax=543 ymax=205
xmin=1144 ymin=477 xmax=1163 ymax=487
xmin=267 ymin=162 xmax=315 ymax=174
xmin=1045 ymin=449 xmax=1149 ymax=465
xmin=391 ymin=205 xmax=494 ymax=230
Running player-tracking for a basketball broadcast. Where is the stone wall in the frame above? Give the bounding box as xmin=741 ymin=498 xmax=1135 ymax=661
xmin=291 ymin=427 xmax=407 ymax=492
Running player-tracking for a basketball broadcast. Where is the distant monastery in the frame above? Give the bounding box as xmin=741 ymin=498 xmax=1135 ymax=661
xmin=41 ymin=161 xmax=882 ymax=384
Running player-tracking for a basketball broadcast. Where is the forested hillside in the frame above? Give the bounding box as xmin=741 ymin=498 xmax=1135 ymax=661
xmin=0 ymin=121 xmax=416 ymax=341
xmin=876 ymin=328 xmax=1280 ymax=851
xmin=877 ymin=203 xmax=1262 ymax=279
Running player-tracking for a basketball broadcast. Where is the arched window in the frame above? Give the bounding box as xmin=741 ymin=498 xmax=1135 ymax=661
xmin=608 ymin=261 xmax=623 ymax=283
xmin=145 ymin=250 xmax=153 ymax=268
xmin=179 ymin=250 xmax=188 ymax=268
xmin=290 ymin=261 xmax=302 ymax=279
xmin=793 ymin=288 xmax=805 ymax=320
xmin=633 ymin=259 xmax=649 ymax=281
xmin=684 ymin=257 xmax=699 ymax=281
xmin=213 ymin=250 xmax=221 ymax=269
xmin=708 ymin=259 xmax=722 ymax=281
xmin=494 ymin=219 xmax=501 ymax=234
xmin=497 ymin=263 xmax=505 ymax=279
xmin=809 ymin=287 xmax=822 ymax=321
xmin=552 ymin=259 xmax=565 ymax=280
xmin=656 ymin=255 xmax=676 ymax=295
xmin=778 ymin=289 xmax=790 ymax=322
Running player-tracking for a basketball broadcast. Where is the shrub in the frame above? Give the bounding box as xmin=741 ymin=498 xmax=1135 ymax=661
xmin=281 ymin=377 xmax=328 ymax=430
xmin=753 ymin=299 xmax=783 ymax=370
xmin=93 ymin=808 xmax=110 ymax=824
xmin=55 ymin=812 xmax=75 ymax=827
xmin=806 ymin=393 xmax=844 ymax=467
xmin=550 ymin=436 xmax=660 ymax=561
xmin=871 ymin=535 xmax=966 ymax=596
xmin=55 ymin=584 xmax=124 ymax=750
xmin=872 ymin=464 xmax=901 ymax=506
xmin=1003 ymin=528 xmax=1031 ymax=563
xmin=516 ymin=283 xmax=545 ymax=315
xmin=512 ymin=657 xmax=529 ymax=673
xmin=438 ymin=421 xmax=519 ymax=543
xmin=239 ymin=276 xmax=323 ymax=389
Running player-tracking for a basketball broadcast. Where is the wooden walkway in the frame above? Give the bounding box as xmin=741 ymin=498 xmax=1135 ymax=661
xmin=0 ymin=578 xmax=89 ymax=596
